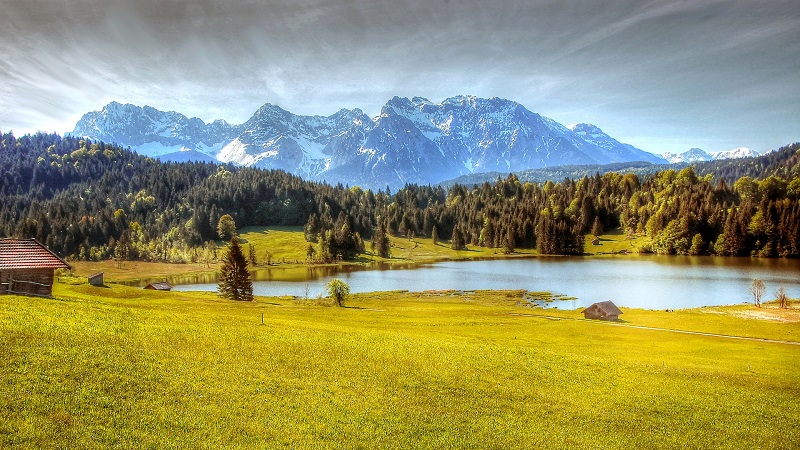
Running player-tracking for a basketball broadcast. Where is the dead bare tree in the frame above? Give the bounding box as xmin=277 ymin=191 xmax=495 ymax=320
xmin=750 ymin=279 xmax=765 ymax=308
xmin=776 ymin=286 xmax=789 ymax=309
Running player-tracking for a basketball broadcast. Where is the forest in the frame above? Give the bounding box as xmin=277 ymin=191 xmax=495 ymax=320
xmin=1 ymin=131 xmax=799 ymax=262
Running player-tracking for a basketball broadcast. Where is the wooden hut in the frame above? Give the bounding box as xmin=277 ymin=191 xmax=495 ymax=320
xmin=144 ymin=282 xmax=173 ymax=291
xmin=88 ymin=272 xmax=104 ymax=286
xmin=582 ymin=301 xmax=623 ymax=321
xmin=0 ymin=238 xmax=71 ymax=297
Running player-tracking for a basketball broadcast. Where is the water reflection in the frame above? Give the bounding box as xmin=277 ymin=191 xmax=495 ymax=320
xmin=169 ymin=255 xmax=800 ymax=310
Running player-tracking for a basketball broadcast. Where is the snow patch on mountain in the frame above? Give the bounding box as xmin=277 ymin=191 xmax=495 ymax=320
xmin=712 ymin=147 xmax=758 ymax=160
xmin=663 ymin=147 xmax=759 ymax=163
xmin=71 ymin=102 xmax=241 ymax=159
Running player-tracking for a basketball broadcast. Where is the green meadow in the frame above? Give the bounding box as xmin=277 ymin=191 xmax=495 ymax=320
xmin=237 ymin=226 xmax=539 ymax=264
xmin=2 ymin=283 xmax=798 ymax=449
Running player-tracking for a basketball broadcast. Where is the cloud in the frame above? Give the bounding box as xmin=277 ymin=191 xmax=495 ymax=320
xmin=0 ymin=0 xmax=798 ymax=154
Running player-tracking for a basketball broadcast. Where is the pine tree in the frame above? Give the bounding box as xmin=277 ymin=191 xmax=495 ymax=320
xmin=218 ymin=236 xmax=253 ymax=301
xmin=372 ymin=220 xmax=391 ymax=258
xmin=451 ymin=226 xmax=465 ymax=250
xmin=591 ymin=216 xmax=603 ymax=237
xmin=248 ymin=243 xmax=257 ymax=266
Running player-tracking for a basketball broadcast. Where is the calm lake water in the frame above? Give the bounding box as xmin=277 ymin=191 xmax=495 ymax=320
xmin=172 ymin=256 xmax=800 ymax=310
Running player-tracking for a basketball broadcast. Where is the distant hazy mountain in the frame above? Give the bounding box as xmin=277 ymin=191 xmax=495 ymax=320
xmin=439 ymin=161 xmax=663 ymax=189
xmin=567 ymin=123 xmax=667 ymax=164
xmin=663 ymin=147 xmax=759 ymax=164
xmin=72 ymin=97 xmax=677 ymax=189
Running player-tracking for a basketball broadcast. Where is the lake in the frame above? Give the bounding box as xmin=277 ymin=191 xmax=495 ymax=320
xmin=172 ymin=255 xmax=800 ymax=310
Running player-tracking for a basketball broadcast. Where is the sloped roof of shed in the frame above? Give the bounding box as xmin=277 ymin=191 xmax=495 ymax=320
xmin=0 ymin=239 xmax=71 ymax=270
xmin=582 ymin=300 xmax=623 ymax=315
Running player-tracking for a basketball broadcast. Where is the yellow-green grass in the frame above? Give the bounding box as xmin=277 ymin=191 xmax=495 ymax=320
xmin=584 ymin=229 xmax=648 ymax=255
xmin=368 ymin=234 xmax=538 ymax=263
xmin=68 ymin=260 xmax=219 ymax=283
xmin=2 ymin=284 xmax=798 ymax=449
xmin=237 ymin=226 xmax=311 ymax=263
xmin=239 ymin=226 xmax=539 ymax=266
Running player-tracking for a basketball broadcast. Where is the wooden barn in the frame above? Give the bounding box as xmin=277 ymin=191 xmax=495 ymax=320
xmin=0 ymin=238 xmax=71 ymax=297
xmin=582 ymin=301 xmax=623 ymax=321
xmin=144 ymin=282 xmax=173 ymax=291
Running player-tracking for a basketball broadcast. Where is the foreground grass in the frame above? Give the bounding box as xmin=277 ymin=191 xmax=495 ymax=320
xmin=2 ymin=285 xmax=798 ymax=449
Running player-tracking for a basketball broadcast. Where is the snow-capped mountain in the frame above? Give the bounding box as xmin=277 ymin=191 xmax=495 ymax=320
xmin=71 ymin=102 xmax=241 ymax=158
xmin=317 ymin=96 xmax=671 ymax=188
xmin=216 ymin=103 xmax=370 ymax=179
xmin=663 ymin=147 xmax=759 ymax=164
xmin=568 ymin=123 xmax=667 ymax=164
xmin=662 ymin=148 xmax=713 ymax=164
xmin=72 ymin=96 xmax=673 ymax=189
xmin=712 ymin=147 xmax=759 ymax=160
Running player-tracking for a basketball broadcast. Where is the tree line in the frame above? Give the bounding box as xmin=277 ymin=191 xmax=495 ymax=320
xmin=1 ymin=131 xmax=798 ymax=261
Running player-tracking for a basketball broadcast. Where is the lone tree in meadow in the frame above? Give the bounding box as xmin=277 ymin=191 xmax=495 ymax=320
xmin=217 ymin=214 xmax=237 ymax=241
xmin=750 ymin=279 xmax=765 ymax=308
xmin=326 ymin=278 xmax=350 ymax=307
xmin=218 ymin=236 xmax=253 ymax=301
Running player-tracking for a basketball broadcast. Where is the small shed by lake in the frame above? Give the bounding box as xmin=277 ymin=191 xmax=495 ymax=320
xmin=582 ymin=301 xmax=623 ymax=321
xmin=0 ymin=238 xmax=71 ymax=297
xmin=88 ymin=272 xmax=104 ymax=286
xmin=144 ymin=282 xmax=173 ymax=291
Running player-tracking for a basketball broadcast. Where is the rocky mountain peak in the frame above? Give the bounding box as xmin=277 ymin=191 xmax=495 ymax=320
xmin=72 ymin=96 xmax=707 ymax=189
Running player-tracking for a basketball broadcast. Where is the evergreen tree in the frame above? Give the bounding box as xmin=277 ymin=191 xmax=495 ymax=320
xmin=451 ymin=226 xmax=465 ymax=250
xmin=591 ymin=216 xmax=603 ymax=237
xmin=501 ymin=228 xmax=515 ymax=254
xmin=218 ymin=236 xmax=253 ymax=301
xmin=248 ymin=243 xmax=257 ymax=266
xmin=372 ymin=220 xmax=391 ymax=258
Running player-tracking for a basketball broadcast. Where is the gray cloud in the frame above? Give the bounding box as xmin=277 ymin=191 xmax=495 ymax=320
xmin=1 ymin=0 xmax=798 ymax=154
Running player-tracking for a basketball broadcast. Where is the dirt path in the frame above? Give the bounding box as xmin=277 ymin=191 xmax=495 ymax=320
xmin=509 ymin=313 xmax=800 ymax=346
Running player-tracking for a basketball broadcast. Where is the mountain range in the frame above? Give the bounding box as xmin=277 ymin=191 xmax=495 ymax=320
xmin=71 ymin=96 xmax=755 ymax=190
xmin=662 ymin=147 xmax=759 ymax=164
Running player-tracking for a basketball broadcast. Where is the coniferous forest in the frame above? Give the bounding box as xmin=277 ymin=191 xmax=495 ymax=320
xmin=1 ymin=131 xmax=799 ymax=262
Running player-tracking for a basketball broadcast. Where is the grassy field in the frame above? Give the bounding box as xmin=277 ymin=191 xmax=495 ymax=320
xmin=2 ymin=283 xmax=798 ymax=449
xmin=583 ymin=229 xmax=648 ymax=255
xmin=238 ymin=226 xmax=538 ymax=264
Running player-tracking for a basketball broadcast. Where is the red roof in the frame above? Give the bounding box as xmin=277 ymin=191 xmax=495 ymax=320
xmin=0 ymin=239 xmax=71 ymax=270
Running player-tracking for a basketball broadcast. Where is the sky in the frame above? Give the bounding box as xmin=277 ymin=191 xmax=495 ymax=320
xmin=1 ymin=0 xmax=798 ymax=155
